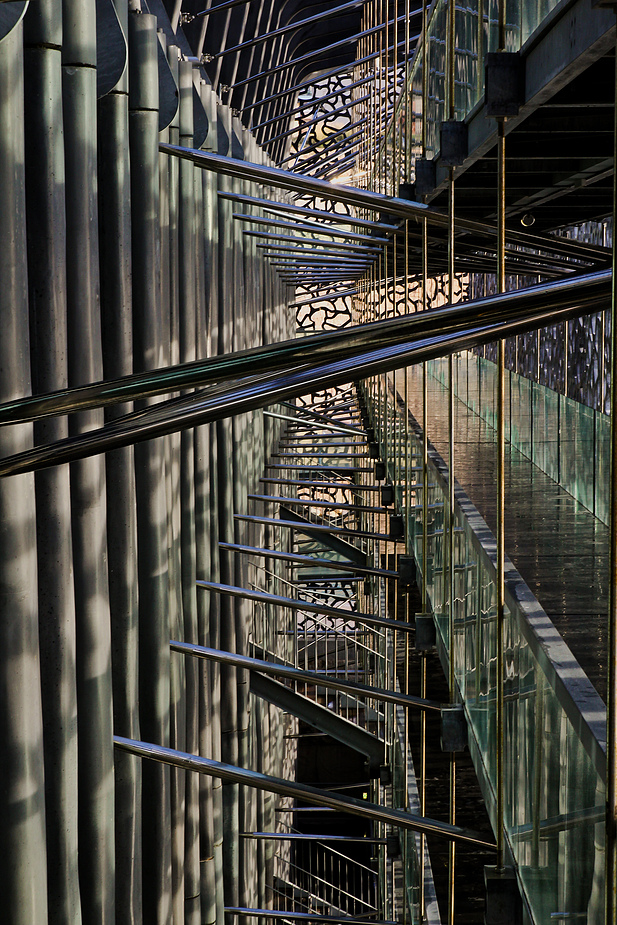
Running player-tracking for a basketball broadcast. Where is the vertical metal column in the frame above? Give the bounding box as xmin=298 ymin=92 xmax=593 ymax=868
xmin=63 ymin=0 xmax=115 ymax=919
xmin=196 ymin=78 xmax=219 ymax=925
xmin=495 ymin=0 xmax=507 ymax=874
xmin=495 ymin=124 xmax=506 ymax=873
xmin=24 ymin=2 xmax=81 ymax=921
xmin=446 ymin=0 xmax=457 ymax=921
xmin=0 ymin=16 xmax=48 ymax=925
xmin=216 ymin=105 xmax=241 ymax=922
xmin=129 ymin=10 xmax=172 ymax=923
xmin=98 ymin=1 xmax=142 ymax=920
xmin=179 ymin=56 xmax=201 ymax=925
xmin=203 ymin=84 xmax=226 ymax=925
xmin=607 ymin=20 xmax=617 ymax=925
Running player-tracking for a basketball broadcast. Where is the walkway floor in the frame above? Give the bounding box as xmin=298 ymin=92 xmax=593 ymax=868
xmin=401 ymin=363 xmax=609 ymax=703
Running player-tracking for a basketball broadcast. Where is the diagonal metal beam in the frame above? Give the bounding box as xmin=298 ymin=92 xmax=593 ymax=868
xmin=248 ymin=673 xmax=385 ymax=776
xmin=228 ymin=21 xmax=408 ymax=93
xmin=170 ymin=641 xmax=443 ymax=712
xmin=263 ymin=95 xmax=372 ymax=148
xmin=236 ymin=216 xmax=390 ymax=244
xmin=210 ymin=0 xmax=367 ymax=60
xmin=232 ymin=513 xmax=403 ymax=543
xmin=196 ymin=581 xmax=412 ymax=631
xmin=161 ymin=144 xmax=609 ymax=260
xmin=252 ymin=75 xmax=374 ymax=132
xmin=239 ymin=50 xmax=379 ymax=114
xmin=0 ymin=271 xmax=610 ymax=474
xmin=263 ymin=410 xmax=362 ymax=436
xmin=225 ymin=910 xmax=395 ymax=925
xmin=113 ymin=736 xmax=496 ymax=848
xmin=290 ymin=127 xmax=368 ymax=174
xmin=216 ymin=192 xmax=399 ymax=230
xmin=248 ymin=494 xmax=386 ymax=515
xmin=280 ymin=120 xmax=369 ymax=167
xmin=259 ymin=479 xmax=381 ymax=493
xmin=219 ymin=541 xmax=396 ymax=577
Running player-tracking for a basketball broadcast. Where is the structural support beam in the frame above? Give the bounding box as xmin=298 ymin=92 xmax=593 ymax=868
xmin=196 ymin=582 xmax=414 ymax=632
xmin=113 ymin=736 xmax=497 ymax=848
xmin=170 ymin=640 xmax=444 ymax=712
xmin=224 ymin=908 xmax=395 ymax=924
xmin=0 ymin=268 xmax=609 ymax=428
xmin=219 ymin=541 xmax=397 ymax=578
xmin=248 ymin=672 xmax=385 ymax=777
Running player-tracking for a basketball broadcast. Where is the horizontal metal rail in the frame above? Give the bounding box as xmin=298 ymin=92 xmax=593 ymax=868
xmin=195 ymin=582 xmax=413 ymax=631
xmin=1 ymin=272 xmax=612 ymax=474
xmin=159 ymin=145 xmax=607 ymax=261
xmin=113 ymin=736 xmax=496 ymax=847
xmin=242 ymin=833 xmax=388 ymax=844
xmin=263 ymin=411 xmax=362 ymax=437
xmin=224 ymin=908 xmax=392 ymax=924
xmin=248 ymin=494 xmax=387 ymax=515
xmin=259 ymin=479 xmax=381 ymax=493
xmin=233 ymin=514 xmax=403 ymax=543
xmin=0 ymin=269 xmax=607 ymax=428
xmin=219 ymin=542 xmax=397 ymax=577
xmin=170 ymin=641 xmax=443 ymax=712
xmin=217 ymin=193 xmax=399 ymax=232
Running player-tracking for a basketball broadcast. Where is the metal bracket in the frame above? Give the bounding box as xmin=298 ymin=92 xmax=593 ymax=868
xmin=484 ymin=866 xmax=522 ymax=925
xmin=439 ymin=120 xmax=468 ymax=167
xmin=389 ymin=513 xmax=404 ymax=540
xmin=415 ymin=612 xmax=436 ymax=651
xmin=413 ymin=158 xmax=437 ymax=198
xmin=379 ymin=764 xmax=392 ymax=785
xmin=440 ymin=704 xmax=468 ymax=753
xmin=485 ymin=52 xmax=523 ymax=118
xmin=386 ymin=834 xmax=401 ymax=858
xmin=375 ymin=461 xmax=386 ymax=481
xmin=381 ymin=483 xmax=394 ymax=507
xmin=398 ymin=555 xmax=416 ymax=588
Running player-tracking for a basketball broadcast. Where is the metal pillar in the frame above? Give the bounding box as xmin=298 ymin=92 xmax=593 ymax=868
xmin=129 ymin=11 xmax=172 ymax=923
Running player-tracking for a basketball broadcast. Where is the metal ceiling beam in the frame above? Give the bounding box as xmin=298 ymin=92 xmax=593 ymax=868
xmin=228 ymin=19 xmax=408 ymax=94
xmin=252 ymin=75 xmax=374 ymax=132
xmin=217 ymin=191 xmax=399 ymax=231
xmin=210 ymin=0 xmax=367 ymax=61
xmin=234 ymin=214 xmax=390 ymax=244
xmin=263 ymin=94 xmax=371 ymax=148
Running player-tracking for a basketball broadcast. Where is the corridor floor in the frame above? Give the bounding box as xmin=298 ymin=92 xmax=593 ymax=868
xmin=401 ymin=362 xmax=610 ymax=703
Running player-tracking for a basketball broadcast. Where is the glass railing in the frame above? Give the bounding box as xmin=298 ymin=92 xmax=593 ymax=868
xmin=373 ymin=369 xmax=607 ymax=925
xmin=385 ymin=0 xmax=567 ymax=171
xmin=435 ymin=352 xmax=611 ymax=526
